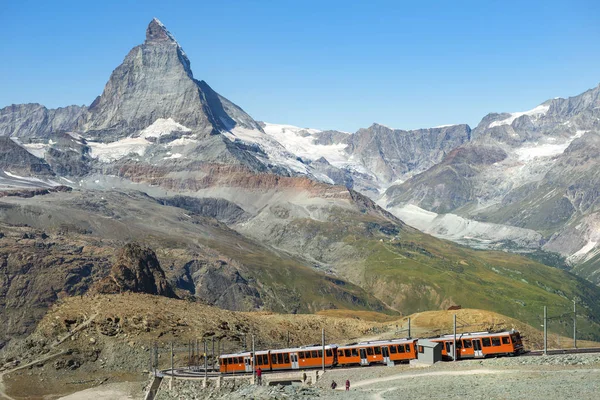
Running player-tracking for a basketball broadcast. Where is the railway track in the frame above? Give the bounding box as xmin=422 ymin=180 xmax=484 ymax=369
xmin=523 ymin=347 xmax=600 ymax=357
xmin=162 ymin=347 xmax=600 ymax=378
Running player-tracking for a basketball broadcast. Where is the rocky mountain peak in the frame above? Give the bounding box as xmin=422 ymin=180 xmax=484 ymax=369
xmin=145 ymin=18 xmax=177 ymax=43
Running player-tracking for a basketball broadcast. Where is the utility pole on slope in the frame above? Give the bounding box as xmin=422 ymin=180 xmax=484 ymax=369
xmin=321 ymin=328 xmax=325 ymax=372
xmin=573 ymin=299 xmax=577 ymax=349
xmin=543 ymin=306 xmax=547 ymax=356
xmin=453 ymin=314 xmax=457 ymax=362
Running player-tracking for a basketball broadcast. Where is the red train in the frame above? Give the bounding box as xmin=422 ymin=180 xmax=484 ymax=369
xmin=219 ymin=330 xmax=522 ymax=374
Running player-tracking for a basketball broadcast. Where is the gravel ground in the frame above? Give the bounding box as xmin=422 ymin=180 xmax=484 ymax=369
xmin=154 ymin=354 xmax=600 ymax=400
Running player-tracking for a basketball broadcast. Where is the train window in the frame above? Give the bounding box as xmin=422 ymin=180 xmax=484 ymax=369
xmin=326 ymin=349 xmax=332 ymax=357
xmin=492 ymin=338 xmax=501 ymax=346
xmin=257 ymin=357 xmax=262 ymax=365
xmin=222 ymin=358 xmax=227 ymax=365
xmin=351 ymin=349 xmax=358 ymax=357
xmin=456 ymin=340 xmax=462 ymax=349
xmin=502 ymin=337 xmax=511 ymax=345
xmin=277 ymin=354 xmax=283 ymax=364
xmin=374 ymin=347 xmax=381 ymax=355
xmin=511 ymin=334 xmax=520 ymax=344
xmin=445 ymin=342 xmax=451 ymax=353
xmin=366 ymin=347 xmax=374 ymax=356
xmin=397 ymin=345 xmax=405 ymax=353
xmin=271 ymin=354 xmax=278 ymax=364
xmin=263 ymin=355 xmax=269 ymax=365
xmin=299 ymin=352 xmax=304 ymax=358
xmin=463 ymin=339 xmax=472 ymax=348
xmin=305 ymin=351 xmax=311 ymax=359
xmin=390 ymin=345 xmax=397 ymax=354
xmin=284 ymin=353 xmax=290 ymax=363
xmin=311 ymin=351 xmax=318 ymax=358
xmin=418 ymin=346 xmax=424 ymax=354
xmin=482 ymin=338 xmax=491 ymax=347
xmin=405 ymin=344 xmax=411 ymax=352
xmin=344 ymin=349 xmax=351 ymax=357
xmin=318 ymin=350 xmax=323 ymax=358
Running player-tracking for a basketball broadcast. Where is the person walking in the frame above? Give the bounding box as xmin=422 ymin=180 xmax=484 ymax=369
xmin=256 ymin=367 xmax=262 ymax=385
xmin=345 ymin=379 xmax=350 ymax=391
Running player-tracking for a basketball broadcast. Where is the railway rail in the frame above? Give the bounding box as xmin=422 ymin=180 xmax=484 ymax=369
xmin=161 ymin=346 xmax=600 ymax=379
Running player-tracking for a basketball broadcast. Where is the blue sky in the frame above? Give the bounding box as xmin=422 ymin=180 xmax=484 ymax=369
xmin=1 ymin=0 xmax=599 ymax=132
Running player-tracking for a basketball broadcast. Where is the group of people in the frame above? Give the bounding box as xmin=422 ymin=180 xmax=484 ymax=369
xmin=331 ymin=379 xmax=351 ymax=391
xmin=255 ymin=367 xmax=351 ymax=391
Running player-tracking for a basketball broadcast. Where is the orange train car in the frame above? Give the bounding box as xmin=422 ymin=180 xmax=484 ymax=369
xmin=430 ymin=330 xmax=524 ymax=360
xmin=337 ymin=338 xmax=418 ymax=366
xmin=219 ymin=345 xmax=338 ymax=374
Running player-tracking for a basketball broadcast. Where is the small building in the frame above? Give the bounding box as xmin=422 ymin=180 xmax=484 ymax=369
xmin=416 ymin=339 xmax=443 ymax=365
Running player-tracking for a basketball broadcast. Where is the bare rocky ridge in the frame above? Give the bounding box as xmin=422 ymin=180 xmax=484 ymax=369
xmin=347 ymin=123 xmax=471 ymax=184
xmin=0 ymin=103 xmax=86 ymax=139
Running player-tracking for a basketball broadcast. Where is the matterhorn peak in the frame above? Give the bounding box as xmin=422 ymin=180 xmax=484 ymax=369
xmin=146 ymin=18 xmax=177 ymax=43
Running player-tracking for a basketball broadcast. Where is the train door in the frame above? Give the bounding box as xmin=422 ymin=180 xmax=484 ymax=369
xmin=473 ymin=339 xmax=483 ymax=358
xmin=382 ymin=346 xmax=390 ymax=364
xmin=290 ymin=353 xmax=300 ymax=369
xmin=244 ymin=356 xmax=252 ymax=372
xmin=359 ymin=348 xmax=368 ymax=366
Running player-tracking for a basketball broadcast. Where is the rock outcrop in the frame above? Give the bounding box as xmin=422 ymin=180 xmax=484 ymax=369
xmin=0 ymin=137 xmax=55 ymax=176
xmin=93 ymin=243 xmax=177 ymax=298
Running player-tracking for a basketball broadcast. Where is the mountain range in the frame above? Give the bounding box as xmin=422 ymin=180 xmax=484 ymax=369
xmin=0 ymin=19 xmax=599 ymax=349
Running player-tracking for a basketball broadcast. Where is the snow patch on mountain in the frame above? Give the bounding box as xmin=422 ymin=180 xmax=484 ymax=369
xmin=12 ymin=140 xmax=49 ymax=159
xmin=223 ymin=125 xmax=311 ymax=174
xmin=139 ymin=118 xmax=191 ymax=139
xmin=88 ymin=137 xmax=151 ymax=162
xmin=514 ymin=130 xmax=588 ymax=161
xmin=489 ymin=104 xmax=550 ymax=128
xmin=262 ymin=123 xmax=349 ymax=164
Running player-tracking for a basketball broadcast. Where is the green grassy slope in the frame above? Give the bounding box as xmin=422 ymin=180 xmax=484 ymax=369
xmin=267 ymin=207 xmax=600 ymax=341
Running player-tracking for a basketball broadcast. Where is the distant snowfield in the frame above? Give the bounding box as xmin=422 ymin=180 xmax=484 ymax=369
xmin=514 ymin=130 xmax=587 ymax=162
xmin=383 ymin=203 xmax=542 ymax=250
xmin=488 ymin=104 xmax=550 ymax=128
xmin=261 ymin=123 xmax=349 ymax=165
xmin=88 ymin=137 xmax=151 ymax=162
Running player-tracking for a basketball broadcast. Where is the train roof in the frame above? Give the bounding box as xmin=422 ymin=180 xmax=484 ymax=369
xmin=339 ymin=338 xmax=416 ymax=349
xmin=219 ymin=351 xmax=252 ymax=358
xmin=431 ymin=330 xmax=519 ymax=340
xmin=272 ymin=344 xmax=337 ymax=354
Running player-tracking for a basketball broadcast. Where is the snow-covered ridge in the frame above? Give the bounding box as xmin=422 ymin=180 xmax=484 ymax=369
xmin=489 ymin=104 xmax=550 ymax=128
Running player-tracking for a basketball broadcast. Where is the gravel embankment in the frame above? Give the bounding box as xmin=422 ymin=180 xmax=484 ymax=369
xmin=155 ymin=354 xmax=600 ymax=399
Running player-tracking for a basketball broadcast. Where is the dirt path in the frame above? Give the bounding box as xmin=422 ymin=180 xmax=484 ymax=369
xmin=343 ymin=368 xmax=514 ymax=399
xmin=57 ymin=381 xmax=141 ymax=400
